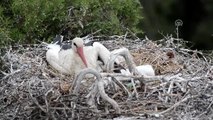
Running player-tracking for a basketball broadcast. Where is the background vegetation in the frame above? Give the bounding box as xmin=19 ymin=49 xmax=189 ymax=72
xmin=0 ymin=0 xmax=212 ymax=49
xmin=139 ymin=0 xmax=213 ymax=50
xmin=0 ymin=0 xmax=143 ymax=47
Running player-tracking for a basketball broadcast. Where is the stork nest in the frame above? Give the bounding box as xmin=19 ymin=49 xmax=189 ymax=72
xmin=0 ymin=35 xmax=213 ymax=120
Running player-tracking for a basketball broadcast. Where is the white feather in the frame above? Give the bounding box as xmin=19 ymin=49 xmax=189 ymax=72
xmin=121 ymin=64 xmax=155 ymax=76
xmin=46 ymin=42 xmax=72 ymax=74
xmin=46 ymin=38 xmax=113 ymax=76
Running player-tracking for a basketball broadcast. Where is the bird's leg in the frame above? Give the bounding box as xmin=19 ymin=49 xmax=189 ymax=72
xmin=71 ymin=68 xmax=100 ymax=112
xmin=107 ymin=48 xmax=139 ymax=75
xmin=72 ymin=68 xmax=120 ymax=114
xmin=97 ymin=77 xmax=121 ymax=114
xmin=106 ymin=48 xmax=140 ymax=99
xmin=131 ymin=78 xmax=139 ymax=99
xmin=86 ymin=82 xmax=100 ymax=112
xmin=72 ymin=68 xmax=102 ymax=94
xmin=110 ymin=76 xmax=132 ymax=100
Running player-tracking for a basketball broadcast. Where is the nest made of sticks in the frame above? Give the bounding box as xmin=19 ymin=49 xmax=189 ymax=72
xmin=0 ymin=35 xmax=213 ymax=120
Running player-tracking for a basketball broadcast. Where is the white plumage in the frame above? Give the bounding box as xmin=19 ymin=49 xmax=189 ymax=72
xmin=120 ymin=64 xmax=155 ymax=76
xmin=46 ymin=37 xmax=111 ymax=75
xmin=46 ymin=41 xmax=70 ymax=74
xmin=46 ymin=36 xmax=155 ymax=77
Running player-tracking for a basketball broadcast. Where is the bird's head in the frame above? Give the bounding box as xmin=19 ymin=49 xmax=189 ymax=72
xmin=72 ymin=37 xmax=88 ymax=67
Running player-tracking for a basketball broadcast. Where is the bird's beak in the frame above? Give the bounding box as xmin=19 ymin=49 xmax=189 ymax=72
xmin=77 ymin=47 xmax=88 ymax=67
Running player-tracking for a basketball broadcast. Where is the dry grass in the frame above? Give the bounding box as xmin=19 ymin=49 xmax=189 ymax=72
xmin=0 ymin=35 xmax=213 ymax=120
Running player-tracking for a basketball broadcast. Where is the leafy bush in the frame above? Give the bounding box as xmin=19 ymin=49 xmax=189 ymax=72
xmin=63 ymin=0 xmax=143 ymax=38
xmin=11 ymin=0 xmax=66 ymax=43
xmin=0 ymin=0 xmax=143 ymax=46
xmin=0 ymin=0 xmax=66 ymax=45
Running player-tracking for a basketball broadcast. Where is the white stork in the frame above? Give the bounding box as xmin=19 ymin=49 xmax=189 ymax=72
xmin=46 ymin=35 xmax=155 ymax=77
xmin=46 ymin=36 xmax=113 ymax=75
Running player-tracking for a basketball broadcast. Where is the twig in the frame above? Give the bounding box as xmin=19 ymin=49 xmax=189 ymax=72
xmin=82 ymin=29 xmax=102 ymax=40
xmin=28 ymin=80 xmax=47 ymax=113
xmin=197 ymin=100 xmax=213 ymax=118
xmin=165 ymin=81 xmax=174 ymax=103
xmin=110 ymin=76 xmax=132 ymax=99
xmin=44 ymin=88 xmax=54 ymax=114
xmin=131 ymin=78 xmax=138 ymax=99
xmin=151 ymin=94 xmax=191 ymax=116
xmin=1 ymin=69 xmax=22 ymax=80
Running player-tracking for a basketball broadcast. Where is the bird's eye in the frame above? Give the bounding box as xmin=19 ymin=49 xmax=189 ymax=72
xmin=73 ymin=43 xmax=77 ymax=47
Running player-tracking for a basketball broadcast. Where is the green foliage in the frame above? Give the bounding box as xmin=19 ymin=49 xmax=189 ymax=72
xmin=11 ymin=0 xmax=66 ymax=43
xmin=0 ymin=28 xmax=13 ymax=46
xmin=0 ymin=0 xmax=66 ymax=46
xmin=0 ymin=3 xmax=13 ymax=46
xmin=64 ymin=0 xmax=143 ymax=38
xmin=0 ymin=0 xmax=143 ymax=46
